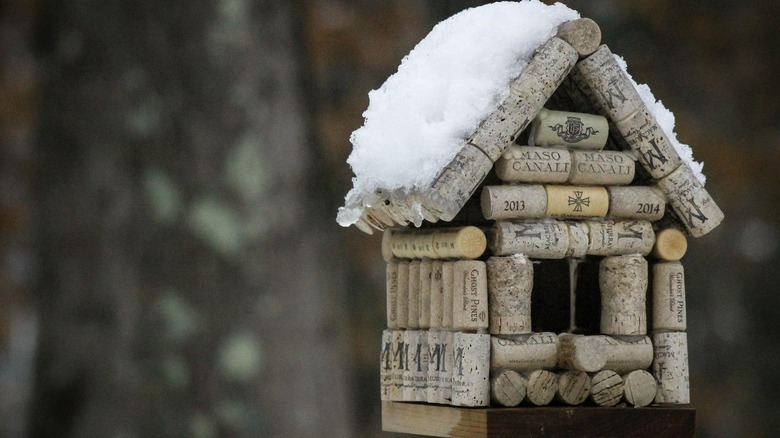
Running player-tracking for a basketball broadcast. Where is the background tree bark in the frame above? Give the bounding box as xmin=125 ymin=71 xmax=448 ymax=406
xmin=30 ymin=1 xmax=352 ymax=436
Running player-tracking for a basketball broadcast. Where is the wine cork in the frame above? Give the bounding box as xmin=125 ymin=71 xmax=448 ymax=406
xmin=565 ymin=221 xmax=590 ymax=258
xmin=431 ymin=226 xmax=487 ymax=260
xmin=390 ymin=330 xmax=406 ymax=401
xmin=419 ymin=143 xmax=493 ymax=222
xmin=486 ymin=255 xmax=533 ymax=335
xmin=430 ymin=261 xmax=444 ymax=329
xmin=586 ymin=220 xmax=655 ymax=256
xmin=652 ymin=332 xmax=690 ymax=404
xmin=589 ymin=370 xmax=624 ymax=407
xmin=402 ymin=330 xmax=429 ymax=402
xmin=653 ymin=228 xmax=688 ymax=261
xmin=530 ymin=108 xmax=608 ymax=149
xmin=545 ymin=185 xmax=609 ymax=219
xmin=525 ymin=370 xmax=558 ymax=406
xmin=353 ymin=215 xmax=374 ymax=235
xmin=494 ymin=145 xmax=571 ymax=184
xmin=601 ymin=336 xmax=654 ymax=373
xmin=407 ymin=261 xmax=421 ymax=329
xmin=490 ymin=370 xmax=527 ymax=407
xmin=381 ymin=229 xmax=394 ymax=261
xmin=490 ymin=333 xmax=559 ymax=371
xmin=396 ymin=261 xmax=409 ymax=329
xmin=622 ymin=370 xmax=657 ymax=407
xmin=568 ymin=150 xmax=635 ymax=186
xmin=380 ymin=330 xmax=394 ymax=401
xmin=427 ymin=330 xmax=445 ymax=404
xmin=452 ymin=260 xmax=488 ymax=331
xmin=419 ymin=260 xmax=432 ymax=329
xmin=402 ymin=330 xmax=416 ymax=401
xmin=441 ymin=330 xmax=454 ymax=403
xmin=657 ymin=164 xmax=724 ymax=237
xmin=558 ymin=333 xmax=606 ymax=372
xmin=556 ymin=18 xmax=602 ymax=58
xmin=616 ymin=108 xmax=682 ymax=179
xmin=368 ymin=206 xmax=395 ymax=227
xmin=451 ymin=333 xmax=491 ymax=407
xmin=652 ymin=262 xmax=686 ymax=332
xmin=489 ymin=221 xmax=570 ymax=258
xmin=386 ymin=262 xmax=400 ymax=328
xmin=480 ymin=185 xmax=547 ymax=220
xmin=607 ymin=186 xmax=665 ymax=221
xmin=441 ymin=262 xmax=454 ymax=329
xmin=599 ymin=255 xmax=648 ymax=336
xmin=556 ymin=370 xmax=591 ymax=405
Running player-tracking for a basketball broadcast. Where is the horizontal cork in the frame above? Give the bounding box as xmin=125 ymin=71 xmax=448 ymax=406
xmin=545 ymin=185 xmax=609 ymax=218
xmin=481 ymin=185 xmax=547 ymax=220
xmin=490 ymin=332 xmax=559 ymax=371
xmin=558 ymin=333 xmax=606 ymax=372
xmin=589 ymin=370 xmax=624 ymax=407
xmin=489 ymin=221 xmax=570 ymax=258
xmin=525 ymin=370 xmax=558 ymax=406
xmin=451 ymin=333 xmax=491 ymax=407
xmin=599 ymin=255 xmax=648 ymax=336
xmin=652 ymin=262 xmax=687 ymax=332
xmin=558 ymin=334 xmax=653 ymax=373
xmin=490 ymin=370 xmax=527 ymax=407
xmin=622 ymin=370 xmax=657 ymax=407
xmin=568 ymin=149 xmax=635 ymax=185
xmin=530 ymin=108 xmax=608 ymax=149
xmin=652 ymin=332 xmax=690 ymax=404
xmin=586 ymin=220 xmax=655 ymax=256
xmin=607 ymin=186 xmax=665 ymax=221
xmin=486 ymin=255 xmax=534 ymax=335
xmin=384 ymin=226 xmax=487 ymax=260
xmin=657 ymin=163 xmax=724 ymax=237
xmin=556 ymin=370 xmax=592 ymax=405
xmin=601 ymin=336 xmax=654 ymax=373
xmin=556 ymin=18 xmax=602 ymax=58
xmin=565 ymin=221 xmax=590 ymax=258
xmin=452 ymin=260 xmax=489 ymax=331
xmin=653 ymin=228 xmax=688 ymax=261
xmin=494 ymin=145 xmax=572 ymax=183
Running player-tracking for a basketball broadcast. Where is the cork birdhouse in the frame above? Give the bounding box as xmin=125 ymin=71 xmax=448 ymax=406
xmin=338 ymin=7 xmax=720 ymax=437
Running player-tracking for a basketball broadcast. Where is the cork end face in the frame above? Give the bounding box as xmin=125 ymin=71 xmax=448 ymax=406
xmin=653 ymin=228 xmax=688 ymax=261
xmin=557 ymin=18 xmax=602 ymax=58
xmin=454 ymin=226 xmax=487 ymax=259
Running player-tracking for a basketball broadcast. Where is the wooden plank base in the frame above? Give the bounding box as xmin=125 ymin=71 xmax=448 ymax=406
xmin=382 ymin=401 xmax=694 ymax=437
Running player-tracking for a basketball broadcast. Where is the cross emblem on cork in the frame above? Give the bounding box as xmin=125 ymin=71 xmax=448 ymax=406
xmin=568 ymin=190 xmax=591 ymax=212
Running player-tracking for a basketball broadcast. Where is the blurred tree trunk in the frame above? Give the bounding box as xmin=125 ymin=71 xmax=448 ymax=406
xmin=29 ymin=1 xmax=352 ymax=437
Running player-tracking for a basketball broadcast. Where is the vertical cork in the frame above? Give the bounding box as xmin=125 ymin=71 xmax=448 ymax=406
xmin=545 ymin=185 xmax=609 ymax=219
xmin=480 ymin=185 xmax=547 ymax=220
xmin=490 ymin=333 xmax=559 ymax=371
xmin=441 ymin=262 xmax=454 ymax=329
xmin=452 ymin=260 xmax=489 ymax=331
xmin=430 ymin=261 xmax=444 ymax=329
xmin=652 ymin=228 xmax=688 ymax=261
xmin=451 ymin=333 xmax=491 ymax=407
xmin=586 ymin=220 xmax=655 ymax=256
xmin=489 ymin=221 xmax=570 ymax=258
xmin=607 ymin=186 xmax=665 ymax=221
xmin=568 ymin=150 xmax=635 ymax=185
xmin=419 ymin=260 xmax=432 ymax=329
xmin=599 ymin=255 xmax=648 ymax=336
xmin=589 ymin=370 xmax=624 ymax=407
xmin=557 ymin=333 xmax=606 ymax=372
xmin=427 ymin=330 xmax=445 ymax=404
xmin=386 ymin=262 xmax=400 ymax=329
xmin=652 ymin=332 xmax=690 ymax=404
xmin=556 ymin=370 xmax=592 ymax=405
xmin=525 ymin=370 xmax=558 ymax=406
xmin=486 ymin=255 xmax=534 ymax=335
xmin=530 ymin=108 xmax=609 ymax=149
xmin=652 ymin=262 xmax=687 ymax=332
xmin=401 ymin=330 xmax=416 ymax=401
xmin=380 ymin=330 xmax=394 ymax=401
xmin=407 ymin=261 xmax=421 ymax=329
xmin=390 ymin=330 xmax=406 ymax=401
xmin=494 ymin=145 xmax=572 ymax=184
xmin=622 ymin=370 xmax=657 ymax=407
xmin=657 ymin=164 xmax=724 ymax=237
xmin=441 ymin=331 xmax=454 ymax=403
xmin=556 ymin=18 xmax=602 ymax=58
xmin=490 ymin=370 xmax=528 ymax=407
xmin=396 ymin=261 xmax=409 ymax=329
xmin=382 ymin=229 xmax=395 ymax=261
xmin=565 ymin=221 xmax=590 ymax=258
xmin=402 ymin=330 xmax=428 ymax=402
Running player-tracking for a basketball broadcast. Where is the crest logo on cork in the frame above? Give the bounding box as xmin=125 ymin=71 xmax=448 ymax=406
xmin=568 ymin=190 xmax=591 ymax=212
xmin=549 ymin=117 xmax=599 ymax=143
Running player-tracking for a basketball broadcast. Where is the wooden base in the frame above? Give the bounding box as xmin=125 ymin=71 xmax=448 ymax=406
xmin=382 ymin=401 xmax=694 ymax=437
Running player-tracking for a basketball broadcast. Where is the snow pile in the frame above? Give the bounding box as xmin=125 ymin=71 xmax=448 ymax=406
xmin=338 ymin=1 xmax=579 ymax=226
xmin=614 ymin=56 xmax=706 ymax=184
